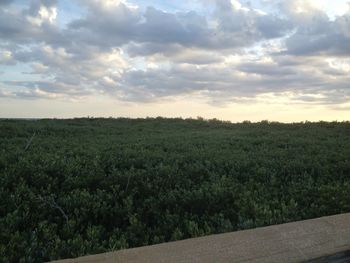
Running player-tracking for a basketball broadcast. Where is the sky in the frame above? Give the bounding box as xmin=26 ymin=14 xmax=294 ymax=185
xmin=0 ymin=0 xmax=349 ymax=122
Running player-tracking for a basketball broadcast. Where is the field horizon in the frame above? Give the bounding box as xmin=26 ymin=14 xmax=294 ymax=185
xmin=1 ymin=116 xmax=349 ymax=124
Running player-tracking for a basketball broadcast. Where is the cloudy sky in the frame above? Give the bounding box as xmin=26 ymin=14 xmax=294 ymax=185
xmin=0 ymin=0 xmax=349 ymax=121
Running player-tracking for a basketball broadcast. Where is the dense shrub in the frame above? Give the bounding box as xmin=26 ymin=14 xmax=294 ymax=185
xmin=0 ymin=118 xmax=349 ymax=262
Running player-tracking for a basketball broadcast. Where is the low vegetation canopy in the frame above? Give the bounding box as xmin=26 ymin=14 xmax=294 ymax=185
xmin=0 ymin=118 xmax=349 ymax=262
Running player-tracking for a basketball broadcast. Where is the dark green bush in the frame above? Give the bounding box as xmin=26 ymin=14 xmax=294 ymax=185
xmin=0 ymin=118 xmax=349 ymax=262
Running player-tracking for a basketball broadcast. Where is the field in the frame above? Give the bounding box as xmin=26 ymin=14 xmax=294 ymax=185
xmin=0 ymin=118 xmax=349 ymax=262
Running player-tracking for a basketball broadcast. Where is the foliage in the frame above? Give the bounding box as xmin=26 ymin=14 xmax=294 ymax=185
xmin=0 ymin=118 xmax=349 ymax=262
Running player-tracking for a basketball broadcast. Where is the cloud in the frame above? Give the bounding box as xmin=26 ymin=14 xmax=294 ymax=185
xmin=0 ymin=0 xmax=349 ymax=107
xmin=67 ymin=0 xmax=292 ymax=53
xmin=279 ymin=1 xmax=350 ymax=56
xmin=0 ymin=49 xmax=15 ymax=65
xmin=213 ymin=0 xmax=292 ymax=41
xmin=0 ymin=0 xmax=13 ymax=5
xmin=236 ymin=61 xmax=296 ymax=76
xmin=0 ymin=0 xmax=60 ymax=45
xmin=3 ymin=80 xmax=90 ymax=99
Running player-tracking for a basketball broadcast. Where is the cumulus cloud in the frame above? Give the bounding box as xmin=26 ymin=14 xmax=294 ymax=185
xmin=213 ymin=0 xmax=292 ymax=42
xmin=279 ymin=0 xmax=350 ymax=56
xmin=67 ymin=0 xmax=291 ymax=53
xmin=0 ymin=0 xmax=349 ymax=107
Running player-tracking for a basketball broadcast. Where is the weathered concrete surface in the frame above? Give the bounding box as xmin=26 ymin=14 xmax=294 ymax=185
xmin=51 ymin=213 xmax=350 ymax=263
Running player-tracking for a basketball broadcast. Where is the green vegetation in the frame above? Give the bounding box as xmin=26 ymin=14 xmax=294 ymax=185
xmin=1 ymin=118 xmax=349 ymax=262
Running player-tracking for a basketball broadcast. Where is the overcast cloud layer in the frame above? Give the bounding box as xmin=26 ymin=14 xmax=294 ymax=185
xmin=0 ymin=0 xmax=350 ymax=106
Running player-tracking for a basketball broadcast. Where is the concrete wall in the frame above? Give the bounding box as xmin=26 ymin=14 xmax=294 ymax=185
xmin=51 ymin=213 xmax=350 ymax=263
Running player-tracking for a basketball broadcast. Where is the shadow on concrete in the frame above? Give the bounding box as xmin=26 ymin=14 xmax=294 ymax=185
xmin=306 ymin=250 xmax=350 ymax=263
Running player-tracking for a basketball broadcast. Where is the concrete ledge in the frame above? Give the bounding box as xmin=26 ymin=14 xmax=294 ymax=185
xmin=51 ymin=213 xmax=350 ymax=263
